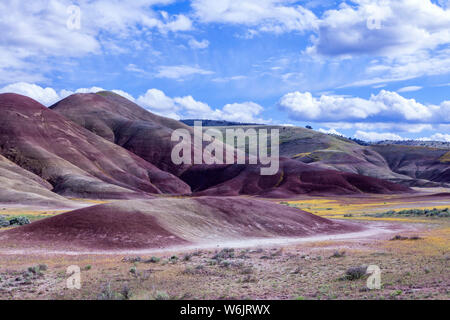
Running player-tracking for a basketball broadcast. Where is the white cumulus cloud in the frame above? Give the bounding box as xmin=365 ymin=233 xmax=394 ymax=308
xmin=0 ymin=82 xmax=60 ymax=106
xmin=0 ymin=0 xmax=192 ymax=84
xmin=137 ymin=88 xmax=266 ymax=122
xmin=188 ymin=38 xmax=210 ymax=49
xmin=191 ymin=0 xmax=318 ymax=34
xmin=308 ymin=0 xmax=450 ymax=58
xmin=0 ymin=82 xmax=134 ymax=106
xmin=354 ymin=130 xmax=405 ymax=142
xmin=279 ymin=90 xmax=449 ymax=123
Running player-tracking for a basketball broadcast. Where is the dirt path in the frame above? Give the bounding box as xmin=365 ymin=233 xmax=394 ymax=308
xmin=0 ymin=220 xmax=423 ymax=256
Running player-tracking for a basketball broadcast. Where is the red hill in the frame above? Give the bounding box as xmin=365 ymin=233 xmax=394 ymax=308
xmin=0 ymin=197 xmax=363 ymax=250
xmin=0 ymin=93 xmax=190 ymax=199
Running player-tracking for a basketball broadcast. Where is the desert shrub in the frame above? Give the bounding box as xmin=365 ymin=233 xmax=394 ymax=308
xmin=390 ymin=290 xmax=402 ymax=297
xmin=9 ymin=216 xmax=30 ymax=226
xmin=377 ymin=208 xmax=449 ymax=218
xmin=144 ymin=257 xmax=160 ymax=263
xmin=240 ymin=266 xmax=254 ymax=275
xmin=182 ymin=253 xmax=192 ymax=261
xmin=330 ymin=251 xmax=346 ymax=258
xmin=271 ymin=249 xmax=283 ymax=257
xmin=169 ymin=255 xmax=179 ymax=263
xmin=390 ymin=235 xmax=409 ymax=241
xmin=122 ymin=256 xmax=142 ymax=263
xmin=240 ymin=275 xmax=258 ymax=283
xmin=390 ymin=235 xmax=422 ymax=241
xmin=27 ymin=264 xmax=46 ymax=276
xmin=121 ymin=284 xmax=132 ymax=300
xmin=207 ymin=259 xmax=217 ymax=266
xmin=291 ymin=266 xmax=302 ymax=274
xmin=129 ymin=266 xmax=137 ymax=275
xmin=38 ymin=264 xmax=48 ymax=271
xmin=231 ymin=261 xmax=245 ymax=268
xmin=219 ymin=260 xmax=232 ymax=268
xmin=344 ymin=266 xmax=368 ymax=280
xmin=154 ymin=291 xmax=170 ymax=300
xmin=181 ymin=265 xmax=214 ymax=276
xmin=192 ymin=250 xmax=203 ymax=257
xmin=97 ymin=282 xmax=120 ymax=300
xmin=0 ymin=216 xmax=9 ymax=227
xmin=212 ymin=248 xmax=235 ymax=261
xmin=181 ymin=265 xmax=205 ymax=275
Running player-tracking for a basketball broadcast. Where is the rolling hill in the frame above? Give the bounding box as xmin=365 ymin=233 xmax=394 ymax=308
xmin=50 ymin=91 xmax=411 ymax=197
xmin=205 ymin=125 xmax=448 ymax=187
xmin=0 ymin=197 xmax=362 ymax=250
xmin=50 ymin=91 xmax=195 ymax=176
xmin=370 ymin=144 xmax=450 ymax=184
xmin=0 ymin=154 xmax=73 ymax=207
xmin=0 ymin=93 xmax=190 ymax=200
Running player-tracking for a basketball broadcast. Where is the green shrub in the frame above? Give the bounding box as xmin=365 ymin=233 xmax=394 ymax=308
xmin=0 ymin=215 xmax=9 ymax=227
xmin=212 ymin=248 xmax=235 ymax=261
xmin=144 ymin=257 xmax=160 ymax=263
xmin=155 ymin=291 xmax=170 ymax=300
xmin=129 ymin=266 xmax=137 ymax=274
xmin=344 ymin=266 xmax=367 ymax=280
xmin=9 ymin=216 xmax=30 ymax=226
xmin=182 ymin=253 xmax=192 ymax=261
xmin=330 ymin=251 xmax=346 ymax=258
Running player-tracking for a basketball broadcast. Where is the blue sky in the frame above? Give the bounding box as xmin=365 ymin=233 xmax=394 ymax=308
xmin=0 ymin=0 xmax=449 ymax=141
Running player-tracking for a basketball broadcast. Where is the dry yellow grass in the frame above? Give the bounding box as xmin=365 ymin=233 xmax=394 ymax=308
xmin=384 ymin=227 xmax=450 ymax=256
xmin=0 ymin=209 xmax=66 ymax=217
xmin=439 ymin=151 xmax=450 ymax=163
xmin=68 ymin=198 xmax=110 ymax=204
xmin=282 ymin=198 xmax=449 ymax=222
xmin=292 ymin=152 xmax=312 ymax=159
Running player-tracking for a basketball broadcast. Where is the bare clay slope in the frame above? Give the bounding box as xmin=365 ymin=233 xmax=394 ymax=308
xmin=50 ymin=91 xmax=193 ymax=175
xmin=181 ymin=158 xmax=411 ymax=198
xmin=209 ymin=125 xmax=445 ymax=187
xmin=370 ymin=145 xmax=450 ymax=184
xmin=0 ymin=197 xmax=362 ymax=250
xmin=0 ymin=154 xmax=73 ymax=207
xmin=0 ymin=93 xmax=190 ymax=199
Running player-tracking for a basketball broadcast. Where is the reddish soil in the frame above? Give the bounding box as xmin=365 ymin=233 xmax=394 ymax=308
xmin=0 ymin=204 xmax=187 ymax=250
xmin=0 ymin=197 xmax=363 ymax=251
xmin=181 ymin=158 xmax=412 ymax=198
xmin=51 ymin=92 xmax=412 ymax=198
xmin=370 ymin=144 xmax=450 ymax=183
xmin=50 ymin=91 xmax=194 ymax=176
xmin=0 ymin=93 xmax=190 ymax=198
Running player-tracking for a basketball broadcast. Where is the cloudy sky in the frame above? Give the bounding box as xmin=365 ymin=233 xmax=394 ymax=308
xmin=1 ymin=0 xmax=449 ymax=141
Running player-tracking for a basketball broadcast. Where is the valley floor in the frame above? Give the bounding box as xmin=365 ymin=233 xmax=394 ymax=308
xmin=0 ymin=192 xmax=448 ymax=300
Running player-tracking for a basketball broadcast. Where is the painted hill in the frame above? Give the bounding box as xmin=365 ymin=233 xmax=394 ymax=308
xmin=181 ymin=119 xmax=261 ymax=126
xmin=0 ymin=154 xmax=73 ymax=207
xmin=0 ymin=93 xmax=190 ymax=199
xmin=372 ymin=140 xmax=450 ymax=149
xmin=0 ymin=197 xmax=363 ymax=250
xmin=207 ymin=125 xmax=448 ymax=187
xmin=50 ymin=92 xmax=412 ymax=197
xmin=50 ymin=91 xmax=195 ymax=176
xmin=370 ymin=144 xmax=450 ymax=184
xmin=181 ymin=157 xmax=410 ymax=197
